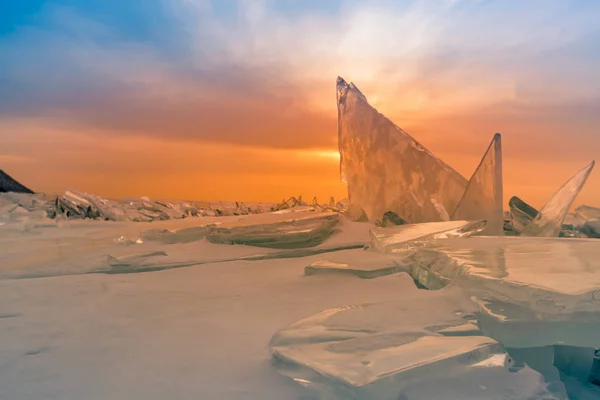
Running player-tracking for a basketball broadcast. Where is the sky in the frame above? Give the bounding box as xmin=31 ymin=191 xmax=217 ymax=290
xmin=1 ymin=0 xmax=599 ymax=208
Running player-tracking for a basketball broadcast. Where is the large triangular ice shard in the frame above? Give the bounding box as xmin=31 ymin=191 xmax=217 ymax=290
xmin=522 ymin=161 xmax=595 ymax=237
xmin=337 ymin=77 xmax=468 ymax=223
xmin=451 ymin=134 xmax=504 ymax=236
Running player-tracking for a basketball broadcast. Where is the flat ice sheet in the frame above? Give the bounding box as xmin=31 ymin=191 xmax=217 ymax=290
xmin=304 ymin=249 xmax=409 ymax=278
xmin=0 ymin=252 xmax=414 ymax=400
xmin=269 ymin=286 xmax=562 ymax=399
xmin=0 ymin=211 xmax=371 ymax=279
xmin=411 ymin=237 xmax=600 ymax=313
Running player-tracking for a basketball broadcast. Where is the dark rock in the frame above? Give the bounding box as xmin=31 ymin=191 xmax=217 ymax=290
xmin=0 ymin=170 xmax=34 ymax=194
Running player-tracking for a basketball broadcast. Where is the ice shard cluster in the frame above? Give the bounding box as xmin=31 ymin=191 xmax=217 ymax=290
xmin=264 ymin=77 xmax=600 ymax=399
xmin=337 ymin=76 xmax=595 ymax=239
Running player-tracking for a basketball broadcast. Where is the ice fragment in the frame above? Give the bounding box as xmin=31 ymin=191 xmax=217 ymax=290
xmin=451 ymin=134 xmax=504 ymax=236
xmin=304 ymin=250 xmax=409 ymax=279
xmin=369 ymin=220 xmax=487 ymax=254
xmin=521 ymin=161 xmax=595 ymax=237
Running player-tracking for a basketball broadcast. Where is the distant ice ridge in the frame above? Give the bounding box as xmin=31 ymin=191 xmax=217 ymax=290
xmin=0 ymin=189 xmax=349 ymax=224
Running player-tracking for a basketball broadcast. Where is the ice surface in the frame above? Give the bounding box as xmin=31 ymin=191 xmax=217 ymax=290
xmin=451 ymin=134 xmax=504 ymax=236
xmin=0 ymin=242 xmax=418 ymax=400
xmin=0 ymin=211 xmax=370 ymax=279
xmin=474 ymin=298 xmax=600 ymax=349
xmin=337 ymin=77 xmax=468 ymax=223
xmin=522 ymin=161 xmax=595 ymax=237
xmin=3 ymin=206 xmax=599 ymax=399
xmin=369 ymin=220 xmax=487 ymax=254
xmin=410 ymin=237 xmax=600 ymax=314
xmin=138 ymin=226 xmax=214 ymax=244
xmin=304 ymin=249 xmax=410 ymax=279
xmin=206 ymin=212 xmax=340 ymax=249
xmin=270 ymin=285 xmax=562 ymax=399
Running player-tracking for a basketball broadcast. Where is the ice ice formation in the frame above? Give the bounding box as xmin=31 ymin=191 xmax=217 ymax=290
xmin=521 ymin=161 xmax=595 ymax=237
xmin=451 ymin=134 xmax=504 ymax=236
xmin=508 ymin=196 xmax=539 ymax=234
xmin=206 ymin=212 xmax=340 ymax=249
xmin=369 ymin=220 xmax=487 ymax=254
xmin=576 ymin=205 xmax=600 ymax=221
xmin=409 ymin=236 xmax=600 ymax=315
xmin=0 ymin=170 xmax=34 ymax=193
xmin=271 ymin=234 xmax=600 ymax=398
xmin=270 ymin=285 xmax=565 ymax=400
xmin=337 ymin=76 xmax=468 ymax=223
xmin=304 ymin=249 xmax=410 ymax=279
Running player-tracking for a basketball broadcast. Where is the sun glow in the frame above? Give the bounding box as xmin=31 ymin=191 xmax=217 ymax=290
xmin=298 ymin=150 xmax=340 ymax=161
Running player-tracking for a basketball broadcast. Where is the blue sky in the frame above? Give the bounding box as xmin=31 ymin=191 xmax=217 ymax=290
xmin=1 ymin=0 xmax=599 ymax=203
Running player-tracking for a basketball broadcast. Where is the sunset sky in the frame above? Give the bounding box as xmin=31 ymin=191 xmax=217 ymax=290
xmin=1 ymin=0 xmax=599 ymax=208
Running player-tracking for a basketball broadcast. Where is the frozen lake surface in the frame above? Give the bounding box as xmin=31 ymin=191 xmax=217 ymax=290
xmin=1 ymin=207 xmax=600 ymax=399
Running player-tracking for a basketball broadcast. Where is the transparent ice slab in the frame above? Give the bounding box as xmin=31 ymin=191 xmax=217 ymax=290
xmin=304 ymin=249 xmax=410 ymax=279
xmin=270 ymin=289 xmax=560 ymax=400
xmin=369 ymin=220 xmax=487 ymax=254
xmin=522 ymin=161 xmax=595 ymax=237
xmin=337 ymin=77 xmax=468 ymax=223
xmin=206 ymin=213 xmax=340 ymax=249
xmin=474 ymin=298 xmax=600 ymax=349
xmin=576 ymin=205 xmax=600 ymax=221
xmin=139 ymin=225 xmax=214 ymax=244
xmin=0 ymin=209 xmax=373 ymax=278
xmin=451 ymin=134 xmax=504 ymax=236
xmin=409 ymin=237 xmax=600 ymax=314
